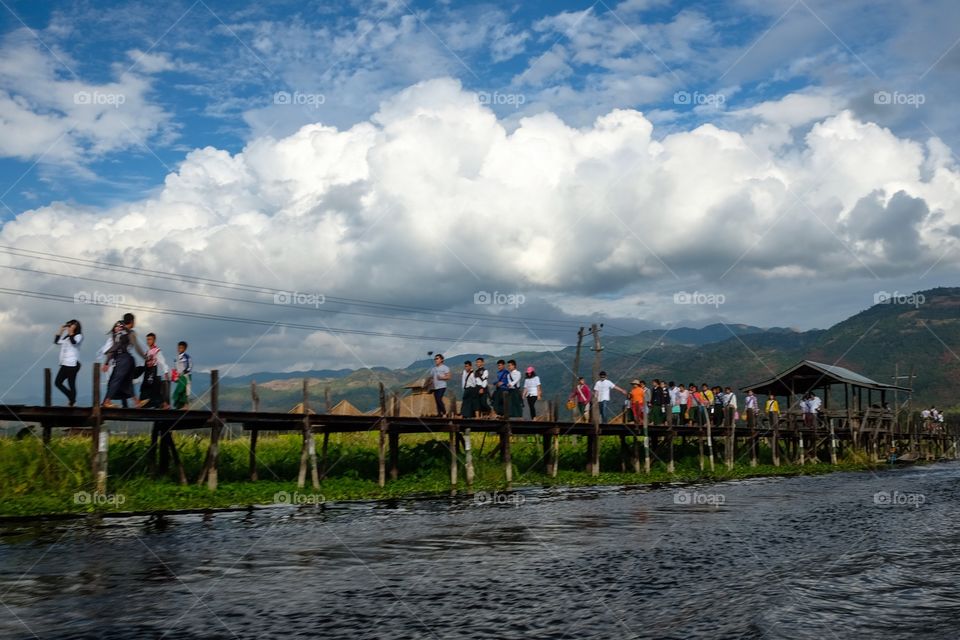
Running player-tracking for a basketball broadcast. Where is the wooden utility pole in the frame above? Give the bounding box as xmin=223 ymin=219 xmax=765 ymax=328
xmin=587 ymin=323 xmax=602 ymax=476
xmin=571 ymin=327 xmax=585 ymax=422
xmin=249 ymin=380 xmax=260 ymax=481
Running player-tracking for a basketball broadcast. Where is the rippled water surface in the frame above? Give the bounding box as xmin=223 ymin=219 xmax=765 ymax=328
xmin=2 ymin=464 xmax=960 ymax=639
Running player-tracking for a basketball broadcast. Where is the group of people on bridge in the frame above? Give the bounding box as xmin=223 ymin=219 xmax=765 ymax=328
xmin=426 ymin=354 xmax=827 ymax=428
xmin=54 ymin=313 xmax=192 ymax=410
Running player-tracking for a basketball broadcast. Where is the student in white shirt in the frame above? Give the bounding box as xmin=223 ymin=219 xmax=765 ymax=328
xmin=522 ymin=367 xmax=542 ymax=418
xmin=139 ymin=332 xmax=171 ymax=408
xmin=593 ymin=371 xmax=626 ymax=423
xmin=505 ymin=359 xmax=523 ymax=418
xmin=54 ymin=320 xmax=83 ymax=406
xmin=460 ymin=360 xmax=480 ymax=418
xmin=722 ymin=387 xmax=738 ymax=426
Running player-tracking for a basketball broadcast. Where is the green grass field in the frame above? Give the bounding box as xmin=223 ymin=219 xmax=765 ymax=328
xmin=0 ymin=432 xmax=889 ymax=518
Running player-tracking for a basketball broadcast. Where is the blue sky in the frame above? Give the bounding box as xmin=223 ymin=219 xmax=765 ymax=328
xmin=0 ymin=0 xmax=958 ymax=398
xmin=3 ymin=0 xmax=957 ymax=214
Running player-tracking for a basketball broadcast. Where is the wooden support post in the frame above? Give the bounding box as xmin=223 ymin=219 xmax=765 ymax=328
xmin=829 ymin=417 xmax=838 ymax=465
xmin=90 ymin=364 xmax=107 ymax=493
xmin=726 ymin=408 xmax=735 ymax=471
xmin=698 ymin=426 xmax=705 ymax=471
xmin=705 ymin=413 xmax=715 ymax=472
xmin=204 ymin=370 xmax=222 ymax=490
xmin=148 ymin=422 xmax=159 ymax=476
xmin=43 ymin=368 xmax=52 ymax=407
xmin=463 ymin=425 xmax=474 ymax=488
xmin=297 ymin=379 xmax=320 ymax=489
xmin=772 ymin=417 xmax=780 ymax=467
xmin=449 ymin=427 xmax=458 ymax=489
xmin=378 ymin=383 xmax=387 ymax=488
xmin=320 ymin=387 xmax=331 ymax=480
xmin=503 ymin=423 xmax=513 ymax=485
xmin=249 ymin=380 xmax=260 ymax=481
xmin=550 ymin=427 xmax=559 ymax=478
xmin=643 ymin=405 xmax=651 ymax=474
xmin=797 ymin=420 xmax=805 ymax=466
xmin=588 ymin=323 xmax=602 ymax=476
xmin=667 ymin=425 xmax=675 ymax=474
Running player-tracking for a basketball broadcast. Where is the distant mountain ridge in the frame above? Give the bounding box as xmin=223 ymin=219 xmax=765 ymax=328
xmin=215 ymin=291 xmax=959 ymax=412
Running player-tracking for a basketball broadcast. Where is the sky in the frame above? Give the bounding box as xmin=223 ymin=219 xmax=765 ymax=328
xmin=0 ymin=0 xmax=959 ymax=401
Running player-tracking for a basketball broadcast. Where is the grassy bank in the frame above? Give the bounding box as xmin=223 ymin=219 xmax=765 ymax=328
xmin=0 ymin=433 xmax=890 ymax=518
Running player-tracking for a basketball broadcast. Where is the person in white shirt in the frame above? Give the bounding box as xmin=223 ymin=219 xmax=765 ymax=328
xmin=675 ymin=384 xmax=690 ymax=425
xmin=54 ymin=320 xmax=83 ymax=406
xmin=474 ymin=357 xmax=491 ymax=416
xmin=505 ymin=360 xmax=523 ymax=418
xmin=460 ymin=360 xmax=480 ymax=418
xmin=593 ymin=371 xmax=626 ymax=423
xmin=138 ymin=332 xmax=171 ymax=408
xmin=424 ymin=353 xmax=451 ymax=417
xmin=744 ymin=389 xmax=758 ymax=430
xmin=722 ymin=387 xmax=738 ymax=426
xmin=522 ymin=367 xmax=542 ymax=418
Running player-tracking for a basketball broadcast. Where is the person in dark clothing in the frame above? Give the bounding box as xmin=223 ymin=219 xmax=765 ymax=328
xmin=100 ymin=313 xmax=146 ymax=408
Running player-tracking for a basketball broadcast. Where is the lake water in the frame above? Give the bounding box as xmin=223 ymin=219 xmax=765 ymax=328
xmin=2 ymin=463 xmax=959 ymax=639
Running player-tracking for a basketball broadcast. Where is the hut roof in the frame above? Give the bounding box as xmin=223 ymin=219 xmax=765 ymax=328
xmin=327 ymin=399 xmax=365 ymax=416
xmin=741 ymin=360 xmax=911 ymax=396
xmin=287 ymin=402 xmax=316 ymax=415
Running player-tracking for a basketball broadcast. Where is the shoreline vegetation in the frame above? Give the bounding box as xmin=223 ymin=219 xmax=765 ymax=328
xmin=0 ymin=432 xmax=918 ymax=519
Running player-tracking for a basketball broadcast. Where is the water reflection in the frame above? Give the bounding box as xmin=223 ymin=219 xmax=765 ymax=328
xmin=1 ymin=463 xmax=958 ymax=639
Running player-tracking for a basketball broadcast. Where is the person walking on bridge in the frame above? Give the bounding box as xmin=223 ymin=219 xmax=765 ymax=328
xmin=54 ymin=319 xmax=83 ymax=406
xmin=98 ymin=313 xmax=146 ymax=408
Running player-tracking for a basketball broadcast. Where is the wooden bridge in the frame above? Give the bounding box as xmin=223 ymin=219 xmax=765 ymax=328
xmin=2 ymin=365 xmax=957 ymax=494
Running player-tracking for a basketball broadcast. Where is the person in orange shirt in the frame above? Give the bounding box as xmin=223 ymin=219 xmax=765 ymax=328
xmin=629 ymin=379 xmax=647 ymax=425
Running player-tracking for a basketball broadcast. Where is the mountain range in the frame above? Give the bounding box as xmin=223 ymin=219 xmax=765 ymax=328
xmin=212 ymin=287 xmax=960 ymax=412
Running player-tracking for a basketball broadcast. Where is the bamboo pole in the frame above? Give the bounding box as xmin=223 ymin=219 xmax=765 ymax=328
xmin=390 ymin=393 xmax=401 ymax=481
xmin=249 ymin=380 xmax=259 ymax=481
xmin=206 ymin=370 xmax=222 ymax=490
xmin=705 ymin=410 xmax=715 ymax=473
xmin=321 ymin=387 xmax=331 ymax=480
xmin=378 ymin=383 xmax=387 ymax=488
xmin=643 ymin=402 xmax=651 ymax=474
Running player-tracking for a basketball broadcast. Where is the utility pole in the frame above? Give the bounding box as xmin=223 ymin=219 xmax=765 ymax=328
xmin=571 ymin=327 xmax=585 ymax=423
xmin=587 ymin=323 xmax=603 ymax=476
